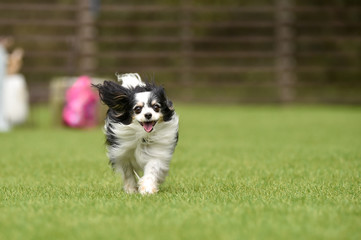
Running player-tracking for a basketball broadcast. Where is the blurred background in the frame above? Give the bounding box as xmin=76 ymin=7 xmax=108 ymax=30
xmin=0 ymin=0 xmax=360 ymax=111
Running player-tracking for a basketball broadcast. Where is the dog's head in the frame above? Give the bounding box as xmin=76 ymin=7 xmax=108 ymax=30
xmin=93 ymin=80 xmax=174 ymax=133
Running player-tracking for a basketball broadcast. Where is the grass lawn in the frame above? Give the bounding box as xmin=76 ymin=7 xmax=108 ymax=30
xmin=0 ymin=104 xmax=360 ymax=240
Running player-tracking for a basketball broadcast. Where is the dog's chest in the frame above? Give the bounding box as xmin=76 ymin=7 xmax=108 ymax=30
xmin=142 ymin=136 xmax=153 ymax=144
xmin=133 ymin=142 xmax=151 ymax=169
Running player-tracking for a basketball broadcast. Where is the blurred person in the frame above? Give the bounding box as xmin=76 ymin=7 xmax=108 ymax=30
xmin=0 ymin=37 xmax=29 ymax=131
xmin=0 ymin=38 xmax=10 ymax=132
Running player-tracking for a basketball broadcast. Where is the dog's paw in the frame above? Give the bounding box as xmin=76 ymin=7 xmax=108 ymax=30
xmin=138 ymin=177 xmax=158 ymax=195
xmin=123 ymin=182 xmax=138 ymax=194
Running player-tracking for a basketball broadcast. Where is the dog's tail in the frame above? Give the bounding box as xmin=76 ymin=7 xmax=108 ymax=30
xmin=116 ymin=73 xmax=145 ymax=89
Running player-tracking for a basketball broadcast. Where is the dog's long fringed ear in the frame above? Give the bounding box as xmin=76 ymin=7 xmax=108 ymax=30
xmin=163 ymin=98 xmax=175 ymax=122
xmin=92 ymin=81 xmax=132 ymax=114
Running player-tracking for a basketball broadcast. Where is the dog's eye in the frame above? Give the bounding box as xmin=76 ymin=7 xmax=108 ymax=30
xmin=152 ymin=104 xmax=160 ymax=112
xmin=134 ymin=106 xmax=142 ymax=114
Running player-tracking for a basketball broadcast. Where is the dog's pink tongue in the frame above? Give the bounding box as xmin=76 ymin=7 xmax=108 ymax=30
xmin=143 ymin=122 xmax=153 ymax=132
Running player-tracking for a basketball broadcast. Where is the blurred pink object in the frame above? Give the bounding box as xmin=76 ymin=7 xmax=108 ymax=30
xmin=62 ymin=76 xmax=99 ymax=128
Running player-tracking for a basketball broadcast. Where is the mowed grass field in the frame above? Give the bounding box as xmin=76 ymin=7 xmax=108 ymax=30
xmin=0 ymin=105 xmax=360 ymax=240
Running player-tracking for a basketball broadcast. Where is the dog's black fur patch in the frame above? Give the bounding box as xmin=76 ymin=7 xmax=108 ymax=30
xmin=105 ymin=123 xmax=118 ymax=147
xmin=150 ymin=86 xmax=175 ymax=122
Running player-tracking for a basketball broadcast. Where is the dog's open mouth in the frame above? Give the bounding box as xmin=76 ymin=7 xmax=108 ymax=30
xmin=139 ymin=121 xmax=157 ymax=133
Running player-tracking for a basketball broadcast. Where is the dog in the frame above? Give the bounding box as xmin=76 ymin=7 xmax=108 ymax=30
xmin=93 ymin=73 xmax=179 ymax=194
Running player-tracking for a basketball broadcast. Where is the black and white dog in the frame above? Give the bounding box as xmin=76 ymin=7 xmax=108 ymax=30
xmin=94 ymin=73 xmax=179 ymax=194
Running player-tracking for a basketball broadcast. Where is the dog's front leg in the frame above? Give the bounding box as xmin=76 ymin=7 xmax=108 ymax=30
xmin=138 ymin=160 xmax=168 ymax=195
xmin=114 ymin=160 xmax=138 ymax=194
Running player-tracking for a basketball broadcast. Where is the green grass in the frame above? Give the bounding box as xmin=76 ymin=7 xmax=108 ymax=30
xmin=0 ymin=105 xmax=360 ymax=240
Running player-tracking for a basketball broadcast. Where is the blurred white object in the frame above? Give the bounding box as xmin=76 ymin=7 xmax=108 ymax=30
xmin=0 ymin=43 xmax=10 ymax=132
xmin=3 ymin=74 xmax=29 ymax=125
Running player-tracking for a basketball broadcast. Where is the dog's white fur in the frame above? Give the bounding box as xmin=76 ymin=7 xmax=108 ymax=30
xmin=104 ymin=74 xmax=179 ymax=194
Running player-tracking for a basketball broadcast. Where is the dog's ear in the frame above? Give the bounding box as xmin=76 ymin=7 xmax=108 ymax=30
xmin=93 ymin=81 xmax=131 ymax=112
xmin=162 ymin=98 xmax=175 ymax=122
xmin=93 ymin=81 xmax=133 ymax=123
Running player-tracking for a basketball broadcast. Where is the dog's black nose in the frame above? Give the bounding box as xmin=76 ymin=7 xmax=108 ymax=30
xmin=144 ymin=113 xmax=152 ymax=120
